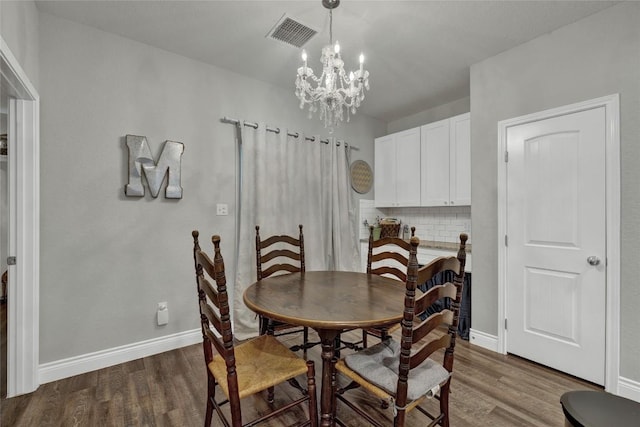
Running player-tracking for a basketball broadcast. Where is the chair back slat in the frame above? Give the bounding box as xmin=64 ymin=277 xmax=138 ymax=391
xmin=409 ymin=334 xmax=452 ymax=370
xmin=370 ymin=236 xmax=412 ymax=251
xmin=372 ymin=251 xmax=411 ymax=266
xmin=414 ymin=282 xmax=457 ymax=316
xmin=412 ymin=309 xmax=454 ymax=343
xmin=198 ymin=275 xmax=220 ymax=310
xmin=200 ymin=300 xmax=223 ymax=340
xmin=416 ymin=257 xmax=461 ymax=287
xmin=368 ymin=266 xmax=406 ymax=283
xmin=256 ymin=225 xmax=305 ymax=281
xmin=261 ymin=249 xmax=301 ymax=264
xmin=197 ymin=251 xmax=218 ymax=283
xmin=261 ymin=263 xmax=301 ymax=278
xmin=200 ymin=309 xmax=226 ymax=357
xmin=260 ymin=234 xmax=301 ymax=248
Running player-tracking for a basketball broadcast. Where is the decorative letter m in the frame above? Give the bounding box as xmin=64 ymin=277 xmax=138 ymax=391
xmin=125 ymin=135 xmax=184 ymax=199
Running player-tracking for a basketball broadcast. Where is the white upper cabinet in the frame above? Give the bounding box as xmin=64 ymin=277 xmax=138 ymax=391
xmin=374 ymin=134 xmax=397 ymax=207
xmin=420 ymin=118 xmax=450 ymax=206
xmin=420 ymin=113 xmax=471 ymax=206
xmin=374 ymin=127 xmax=421 ymax=207
xmin=449 ymin=113 xmax=471 ymax=205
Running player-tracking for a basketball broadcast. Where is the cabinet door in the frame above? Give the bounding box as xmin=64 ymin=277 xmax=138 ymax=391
xmin=449 ymin=113 xmax=471 ymax=205
xmin=374 ymin=135 xmax=396 ymax=207
xmin=420 ymin=119 xmax=450 ymax=206
xmin=395 ymin=128 xmax=421 ymax=206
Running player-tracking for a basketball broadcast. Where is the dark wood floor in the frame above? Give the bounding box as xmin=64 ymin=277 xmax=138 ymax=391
xmin=1 ymin=328 xmax=599 ymax=426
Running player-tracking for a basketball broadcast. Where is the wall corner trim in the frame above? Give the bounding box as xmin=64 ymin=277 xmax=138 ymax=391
xmin=469 ymin=329 xmax=499 ymax=353
xmin=38 ymin=329 xmax=201 ymax=385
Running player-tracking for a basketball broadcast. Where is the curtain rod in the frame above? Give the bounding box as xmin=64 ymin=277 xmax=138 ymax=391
xmin=221 ymin=116 xmax=359 ymax=150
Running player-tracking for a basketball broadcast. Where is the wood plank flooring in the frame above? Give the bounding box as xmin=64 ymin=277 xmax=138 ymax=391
xmin=1 ymin=329 xmax=600 ymax=426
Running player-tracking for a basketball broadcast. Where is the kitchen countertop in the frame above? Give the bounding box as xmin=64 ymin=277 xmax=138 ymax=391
xmin=360 ymin=238 xmax=472 ymax=253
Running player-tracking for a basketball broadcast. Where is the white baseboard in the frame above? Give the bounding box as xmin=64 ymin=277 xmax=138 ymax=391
xmin=39 ymin=329 xmax=201 ymax=385
xmin=618 ymin=376 xmax=640 ymax=403
xmin=469 ymin=329 xmax=499 ymax=353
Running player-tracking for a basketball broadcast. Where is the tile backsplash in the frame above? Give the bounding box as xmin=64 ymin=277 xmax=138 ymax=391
xmin=359 ymin=199 xmax=471 ymax=243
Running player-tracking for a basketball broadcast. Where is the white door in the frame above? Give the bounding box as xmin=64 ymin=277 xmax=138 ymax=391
xmin=506 ymin=106 xmax=606 ymax=385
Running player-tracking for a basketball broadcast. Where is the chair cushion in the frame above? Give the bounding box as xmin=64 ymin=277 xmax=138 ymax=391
xmin=344 ymin=338 xmax=450 ymax=401
xmin=208 ymin=334 xmax=308 ymax=399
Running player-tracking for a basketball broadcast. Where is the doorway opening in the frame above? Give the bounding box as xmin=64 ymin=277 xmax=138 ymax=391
xmin=0 ymin=37 xmax=40 ymax=397
xmin=1 ymin=87 xmax=8 ymax=398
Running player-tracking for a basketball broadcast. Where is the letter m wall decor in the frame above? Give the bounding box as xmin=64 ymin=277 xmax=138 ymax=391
xmin=125 ymin=135 xmax=184 ymax=199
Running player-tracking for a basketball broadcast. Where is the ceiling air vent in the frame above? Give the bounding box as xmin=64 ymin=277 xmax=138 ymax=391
xmin=267 ymin=14 xmax=317 ymax=48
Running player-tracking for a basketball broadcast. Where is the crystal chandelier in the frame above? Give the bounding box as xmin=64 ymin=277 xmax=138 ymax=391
xmin=295 ymin=0 xmax=370 ymax=130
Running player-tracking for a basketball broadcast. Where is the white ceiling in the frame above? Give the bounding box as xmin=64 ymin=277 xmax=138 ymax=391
xmin=34 ymin=0 xmax=617 ymax=123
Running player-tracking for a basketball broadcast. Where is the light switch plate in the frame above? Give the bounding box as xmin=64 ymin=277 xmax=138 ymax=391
xmin=216 ymin=204 xmax=228 ymax=216
xmin=157 ymin=302 xmax=169 ymax=326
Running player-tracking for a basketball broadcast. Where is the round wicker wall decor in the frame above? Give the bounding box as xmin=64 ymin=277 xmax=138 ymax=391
xmin=350 ymin=160 xmax=373 ymax=194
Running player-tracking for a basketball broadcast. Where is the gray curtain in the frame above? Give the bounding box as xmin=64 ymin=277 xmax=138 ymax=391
xmin=233 ymin=122 xmax=359 ymax=340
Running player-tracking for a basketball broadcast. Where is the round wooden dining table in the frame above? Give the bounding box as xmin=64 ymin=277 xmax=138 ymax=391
xmin=243 ymin=270 xmax=406 ymax=427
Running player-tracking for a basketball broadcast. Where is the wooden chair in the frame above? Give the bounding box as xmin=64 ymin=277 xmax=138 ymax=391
xmin=255 ymin=225 xmax=319 ymax=352
xmin=332 ymin=233 xmax=467 ymax=427
xmin=361 ymin=225 xmax=416 ymax=348
xmin=192 ymin=231 xmax=318 ymax=427
xmin=1 ymin=270 xmax=7 ymax=303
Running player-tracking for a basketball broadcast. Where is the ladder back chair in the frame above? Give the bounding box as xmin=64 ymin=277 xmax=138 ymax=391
xmin=332 ymin=233 xmax=468 ymax=427
xmin=192 ymin=231 xmax=318 ymax=427
xmin=362 ymin=225 xmax=416 ymax=348
xmin=255 ymin=225 xmax=319 ymax=352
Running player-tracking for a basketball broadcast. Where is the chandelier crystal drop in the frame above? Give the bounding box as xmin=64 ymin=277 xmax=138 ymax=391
xmin=294 ymin=0 xmax=370 ymax=131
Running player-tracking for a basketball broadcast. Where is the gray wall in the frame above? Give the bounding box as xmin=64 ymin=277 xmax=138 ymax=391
xmin=386 ymin=96 xmax=470 ymax=134
xmin=0 ymin=0 xmax=40 ymax=91
xmin=38 ymin=12 xmax=384 ymax=363
xmin=470 ymin=2 xmax=640 ymax=381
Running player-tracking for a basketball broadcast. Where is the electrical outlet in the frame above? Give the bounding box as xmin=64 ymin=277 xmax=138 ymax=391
xmin=157 ymin=302 xmax=169 ymax=326
xmin=216 ymin=203 xmax=228 ymax=216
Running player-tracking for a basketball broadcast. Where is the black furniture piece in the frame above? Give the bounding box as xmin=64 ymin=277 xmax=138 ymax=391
xmin=560 ymin=390 xmax=640 ymax=427
xmin=419 ymin=271 xmax=471 ymax=340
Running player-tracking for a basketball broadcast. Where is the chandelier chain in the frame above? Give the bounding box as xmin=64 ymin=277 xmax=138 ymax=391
xmin=329 ymin=9 xmax=333 ymax=45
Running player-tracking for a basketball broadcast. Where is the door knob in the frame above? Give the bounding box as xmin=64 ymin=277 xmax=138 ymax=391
xmin=587 ymin=256 xmax=600 ymax=266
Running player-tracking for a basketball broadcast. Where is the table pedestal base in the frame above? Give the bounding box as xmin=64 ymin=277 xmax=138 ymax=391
xmin=316 ymin=329 xmax=340 ymax=427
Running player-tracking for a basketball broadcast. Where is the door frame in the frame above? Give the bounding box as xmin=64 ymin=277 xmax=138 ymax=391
xmin=1 ymin=37 xmax=40 ymax=397
xmin=497 ymin=94 xmax=620 ymax=392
